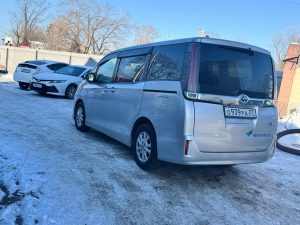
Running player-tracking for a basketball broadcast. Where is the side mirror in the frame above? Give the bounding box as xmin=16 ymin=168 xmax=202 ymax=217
xmin=85 ymin=73 xmax=96 ymax=82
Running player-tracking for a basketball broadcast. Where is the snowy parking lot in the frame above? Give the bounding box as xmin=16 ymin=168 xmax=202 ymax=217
xmin=0 ymin=74 xmax=300 ymax=225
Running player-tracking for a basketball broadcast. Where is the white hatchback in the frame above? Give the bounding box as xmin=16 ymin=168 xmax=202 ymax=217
xmin=13 ymin=60 xmax=68 ymax=89
xmin=30 ymin=65 xmax=92 ymax=99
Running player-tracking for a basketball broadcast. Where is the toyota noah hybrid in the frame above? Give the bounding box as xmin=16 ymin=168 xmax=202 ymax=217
xmin=73 ymin=37 xmax=278 ymax=169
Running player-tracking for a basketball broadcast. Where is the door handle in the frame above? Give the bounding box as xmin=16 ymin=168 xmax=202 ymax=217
xmin=95 ymin=86 xmax=115 ymax=93
xmin=93 ymin=89 xmax=108 ymax=94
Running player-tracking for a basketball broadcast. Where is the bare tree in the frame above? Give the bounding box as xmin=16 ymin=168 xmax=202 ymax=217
xmin=132 ymin=25 xmax=159 ymax=45
xmin=11 ymin=0 xmax=49 ymax=46
xmin=11 ymin=18 xmax=23 ymax=46
xmin=54 ymin=0 xmax=130 ymax=54
xmin=270 ymin=26 xmax=300 ymax=70
xmin=46 ymin=21 xmax=69 ymax=51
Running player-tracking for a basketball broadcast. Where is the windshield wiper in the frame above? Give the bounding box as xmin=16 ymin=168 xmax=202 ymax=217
xmin=232 ymin=90 xmax=269 ymax=99
xmin=220 ymin=46 xmax=254 ymax=56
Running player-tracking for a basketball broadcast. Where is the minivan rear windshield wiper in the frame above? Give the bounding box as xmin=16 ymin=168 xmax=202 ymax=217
xmin=232 ymin=90 xmax=269 ymax=99
xmin=220 ymin=46 xmax=254 ymax=56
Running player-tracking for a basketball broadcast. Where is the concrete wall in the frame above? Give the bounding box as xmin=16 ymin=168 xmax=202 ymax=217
xmin=0 ymin=46 xmax=101 ymax=72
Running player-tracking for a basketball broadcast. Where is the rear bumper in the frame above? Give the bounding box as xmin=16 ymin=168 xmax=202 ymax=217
xmin=13 ymin=72 xmax=32 ymax=83
xmin=160 ymin=136 xmax=276 ymax=165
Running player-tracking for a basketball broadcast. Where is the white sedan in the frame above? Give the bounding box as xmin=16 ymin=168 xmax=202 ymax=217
xmin=13 ymin=60 xmax=68 ymax=89
xmin=30 ymin=65 xmax=92 ymax=99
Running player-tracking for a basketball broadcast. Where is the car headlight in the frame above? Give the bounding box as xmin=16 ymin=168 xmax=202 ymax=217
xmin=49 ymin=80 xmax=67 ymax=83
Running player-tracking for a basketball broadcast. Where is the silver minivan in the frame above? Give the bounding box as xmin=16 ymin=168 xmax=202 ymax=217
xmin=73 ymin=37 xmax=278 ymax=169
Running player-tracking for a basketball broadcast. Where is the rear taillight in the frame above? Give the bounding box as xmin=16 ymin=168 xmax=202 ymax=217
xmin=184 ymin=140 xmax=190 ymax=155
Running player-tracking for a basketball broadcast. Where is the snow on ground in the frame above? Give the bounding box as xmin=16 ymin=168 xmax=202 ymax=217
xmin=0 ymin=73 xmax=14 ymax=83
xmin=0 ymin=74 xmax=300 ymax=225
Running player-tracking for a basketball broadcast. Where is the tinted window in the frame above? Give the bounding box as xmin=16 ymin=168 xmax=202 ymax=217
xmin=96 ymin=58 xmax=117 ymax=83
xmin=115 ymin=55 xmax=146 ymax=83
xmin=198 ymin=44 xmax=274 ymax=99
xmin=47 ymin=64 xmax=55 ymax=71
xmin=56 ymin=66 xmax=86 ymax=77
xmin=25 ymin=60 xmax=47 ymax=65
xmin=47 ymin=63 xmax=68 ymax=71
xmin=148 ymin=44 xmax=185 ymax=81
xmin=18 ymin=64 xmax=37 ymax=69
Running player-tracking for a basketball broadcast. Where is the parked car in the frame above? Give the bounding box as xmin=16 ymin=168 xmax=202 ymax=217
xmin=30 ymin=65 xmax=92 ymax=99
xmin=73 ymin=37 xmax=278 ymax=169
xmin=13 ymin=60 xmax=68 ymax=89
xmin=0 ymin=64 xmax=8 ymax=74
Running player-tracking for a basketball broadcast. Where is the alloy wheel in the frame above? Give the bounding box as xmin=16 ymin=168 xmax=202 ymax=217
xmin=76 ymin=106 xmax=84 ymax=127
xmin=67 ymin=86 xmax=77 ymax=98
xmin=136 ymin=131 xmax=152 ymax=162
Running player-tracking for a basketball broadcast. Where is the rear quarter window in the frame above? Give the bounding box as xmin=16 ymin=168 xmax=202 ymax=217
xmin=147 ymin=43 xmax=186 ymax=81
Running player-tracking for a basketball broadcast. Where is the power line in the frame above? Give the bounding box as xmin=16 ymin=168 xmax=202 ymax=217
xmin=0 ymin=23 xmax=11 ymax=39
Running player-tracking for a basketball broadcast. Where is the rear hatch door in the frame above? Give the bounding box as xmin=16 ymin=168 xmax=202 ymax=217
xmin=17 ymin=63 xmax=38 ymax=75
xmin=187 ymin=42 xmax=277 ymax=153
xmin=193 ymin=97 xmax=277 ymax=153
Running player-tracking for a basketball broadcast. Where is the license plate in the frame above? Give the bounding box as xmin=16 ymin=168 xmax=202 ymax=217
xmin=224 ymin=107 xmax=257 ymax=119
xmin=32 ymin=83 xmax=42 ymax=88
xmin=21 ymin=68 xmax=31 ymax=73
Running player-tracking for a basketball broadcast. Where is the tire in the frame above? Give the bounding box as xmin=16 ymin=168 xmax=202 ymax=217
xmin=132 ymin=124 xmax=157 ymax=169
xmin=18 ymin=82 xmax=29 ymax=90
xmin=215 ymin=165 xmax=235 ymax=168
xmin=74 ymin=102 xmax=89 ymax=132
xmin=65 ymin=84 xmax=77 ymax=99
xmin=277 ymin=129 xmax=300 ymax=156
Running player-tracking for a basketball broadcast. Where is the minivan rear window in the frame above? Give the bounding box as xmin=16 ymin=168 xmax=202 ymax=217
xmin=198 ymin=43 xmax=274 ymax=99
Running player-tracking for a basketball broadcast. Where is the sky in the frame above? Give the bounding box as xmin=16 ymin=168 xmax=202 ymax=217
xmin=0 ymin=0 xmax=299 ymax=50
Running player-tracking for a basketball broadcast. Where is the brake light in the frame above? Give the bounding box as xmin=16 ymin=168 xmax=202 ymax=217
xmin=184 ymin=140 xmax=190 ymax=155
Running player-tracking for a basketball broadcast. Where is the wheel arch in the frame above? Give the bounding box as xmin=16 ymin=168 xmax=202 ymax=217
xmin=131 ymin=117 xmax=156 ymax=146
xmin=65 ymin=83 xmax=78 ymax=96
xmin=73 ymin=99 xmax=84 ymax=119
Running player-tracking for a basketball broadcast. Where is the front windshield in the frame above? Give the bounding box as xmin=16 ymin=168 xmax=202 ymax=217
xmin=56 ymin=66 xmax=86 ymax=77
xmin=198 ymin=43 xmax=274 ymax=99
